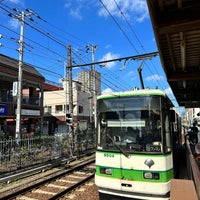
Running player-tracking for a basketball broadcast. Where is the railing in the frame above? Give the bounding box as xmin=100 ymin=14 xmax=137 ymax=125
xmin=185 ymin=140 xmax=200 ymax=199
xmin=0 ymin=95 xmax=40 ymax=106
xmin=0 ymin=130 xmax=96 ymax=173
xmin=0 ymin=136 xmax=61 ymax=172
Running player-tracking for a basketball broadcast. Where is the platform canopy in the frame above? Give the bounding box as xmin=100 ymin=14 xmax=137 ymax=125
xmin=147 ymin=0 xmax=200 ymax=108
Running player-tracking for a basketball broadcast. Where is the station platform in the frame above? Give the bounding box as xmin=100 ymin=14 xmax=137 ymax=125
xmin=170 ymin=179 xmax=198 ymax=200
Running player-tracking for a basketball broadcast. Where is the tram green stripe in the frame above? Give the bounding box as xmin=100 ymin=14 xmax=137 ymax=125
xmin=95 ymin=151 xmax=174 ymax=183
xmin=95 ymin=165 xmax=173 ymax=183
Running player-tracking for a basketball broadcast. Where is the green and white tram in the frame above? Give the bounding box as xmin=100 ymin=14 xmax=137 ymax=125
xmin=95 ymin=89 xmax=180 ymax=200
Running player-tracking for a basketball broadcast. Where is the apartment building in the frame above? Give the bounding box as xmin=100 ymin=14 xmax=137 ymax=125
xmin=43 ymin=78 xmax=92 ymax=134
xmin=78 ymin=70 xmax=101 ymax=95
xmin=0 ymin=54 xmax=45 ymax=138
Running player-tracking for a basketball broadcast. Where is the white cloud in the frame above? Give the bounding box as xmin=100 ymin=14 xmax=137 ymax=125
xmin=102 ymin=88 xmax=113 ymax=95
xmin=127 ymin=70 xmax=135 ymax=76
xmin=99 ymin=52 xmax=120 ymax=69
xmin=9 ymin=0 xmax=21 ymax=4
xmin=64 ymin=0 xmax=82 ymax=20
xmin=105 ymin=44 xmax=112 ymax=49
xmin=64 ymin=2 xmax=71 ymax=8
xmin=8 ymin=18 xmax=20 ymax=29
xmin=8 ymin=0 xmax=24 ymax=6
xmin=145 ymin=74 xmax=163 ymax=82
xmin=64 ymin=0 xmax=91 ymax=20
xmin=69 ymin=7 xmax=82 ymax=20
xmin=127 ymin=70 xmax=137 ymax=81
xmin=98 ymin=0 xmax=148 ymax=23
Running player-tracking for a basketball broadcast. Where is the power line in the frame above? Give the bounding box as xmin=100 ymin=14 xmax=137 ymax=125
xmin=0 ymin=2 xmax=132 ymax=93
xmin=99 ymin=0 xmax=139 ymax=54
xmin=113 ymin=0 xmax=145 ymax=53
xmin=98 ymin=1 xmax=169 ymax=91
xmin=0 ymin=2 xmax=169 ymax=96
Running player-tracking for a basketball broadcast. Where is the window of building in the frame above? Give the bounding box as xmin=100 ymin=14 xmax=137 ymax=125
xmin=55 ymin=105 xmax=63 ymax=113
xmin=44 ymin=106 xmax=52 ymax=114
xmin=78 ymin=105 xmax=83 ymax=114
xmin=77 ymin=85 xmax=81 ymax=91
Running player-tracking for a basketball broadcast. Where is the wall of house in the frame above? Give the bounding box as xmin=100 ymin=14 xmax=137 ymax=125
xmin=43 ymin=80 xmax=92 ymax=134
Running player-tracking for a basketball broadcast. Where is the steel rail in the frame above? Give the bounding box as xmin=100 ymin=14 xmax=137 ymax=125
xmin=0 ymin=157 xmax=95 ymax=200
xmin=49 ymin=173 xmax=95 ymax=200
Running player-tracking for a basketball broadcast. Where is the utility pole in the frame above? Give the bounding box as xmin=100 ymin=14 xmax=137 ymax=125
xmin=86 ymin=44 xmax=98 ymax=127
xmin=67 ymin=45 xmax=73 ymax=122
xmin=64 ymin=62 xmax=67 ymax=114
xmin=9 ymin=9 xmax=39 ymax=142
xmin=67 ymin=45 xmax=74 ymax=155
xmin=91 ymin=45 xmax=98 ymax=129
xmin=15 ymin=11 xmax=25 ymax=142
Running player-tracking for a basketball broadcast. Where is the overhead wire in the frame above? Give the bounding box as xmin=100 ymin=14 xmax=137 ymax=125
xmin=0 ymin=1 xmax=124 ymax=100
xmin=1 ymin=1 xmax=165 ymax=95
xmin=106 ymin=0 xmax=169 ymax=91
xmin=0 ymin=2 xmax=128 ymax=92
xmin=112 ymin=1 xmax=177 ymax=104
xmin=0 ymin=4 xmax=66 ymax=59
xmin=0 ymin=23 xmax=67 ymax=77
xmin=99 ymin=0 xmax=139 ymax=54
xmin=99 ymin=66 xmax=132 ymax=90
xmin=113 ymin=0 xmax=145 ymax=53
xmin=0 ymin=2 xmax=90 ymax=67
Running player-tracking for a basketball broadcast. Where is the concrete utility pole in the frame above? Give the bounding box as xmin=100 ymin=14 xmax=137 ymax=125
xmin=15 ymin=11 xmax=25 ymax=142
xmin=86 ymin=44 xmax=98 ymax=127
xmin=91 ymin=45 xmax=98 ymax=128
xmin=9 ymin=9 xmax=40 ymax=141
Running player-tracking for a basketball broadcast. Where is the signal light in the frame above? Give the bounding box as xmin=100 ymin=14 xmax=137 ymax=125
xmin=66 ymin=113 xmax=73 ymax=125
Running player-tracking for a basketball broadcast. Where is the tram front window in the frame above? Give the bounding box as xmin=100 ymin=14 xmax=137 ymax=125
xmin=97 ymin=97 xmax=163 ymax=153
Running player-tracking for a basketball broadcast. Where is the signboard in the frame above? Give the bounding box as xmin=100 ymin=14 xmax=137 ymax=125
xmin=13 ymin=81 xmax=18 ymax=96
xmin=0 ymin=105 xmax=8 ymax=115
xmin=15 ymin=109 xmax=40 ymax=116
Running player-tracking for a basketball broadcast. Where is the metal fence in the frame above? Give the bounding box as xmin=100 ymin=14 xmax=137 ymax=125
xmin=0 ymin=129 xmax=96 ymax=173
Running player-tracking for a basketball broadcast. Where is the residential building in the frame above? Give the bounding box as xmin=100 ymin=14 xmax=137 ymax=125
xmin=0 ymin=54 xmax=45 ymax=138
xmin=43 ymin=78 xmax=92 ymax=134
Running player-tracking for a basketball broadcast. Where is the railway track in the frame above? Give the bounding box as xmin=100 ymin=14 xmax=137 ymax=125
xmin=1 ymin=157 xmax=95 ymax=200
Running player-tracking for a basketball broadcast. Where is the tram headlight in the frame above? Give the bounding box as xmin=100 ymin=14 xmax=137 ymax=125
xmin=100 ymin=167 xmax=112 ymax=175
xmin=143 ymin=172 xmax=159 ymax=180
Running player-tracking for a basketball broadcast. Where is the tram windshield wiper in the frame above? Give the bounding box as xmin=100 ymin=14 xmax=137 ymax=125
xmin=106 ymin=133 xmax=130 ymax=158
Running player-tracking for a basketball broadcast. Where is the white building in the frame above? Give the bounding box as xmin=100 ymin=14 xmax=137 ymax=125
xmin=43 ymin=79 xmax=92 ymax=134
xmin=184 ymin=107 xmax=200 ymax=127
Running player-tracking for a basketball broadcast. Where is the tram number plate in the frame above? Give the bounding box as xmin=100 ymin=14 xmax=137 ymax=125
xmin=104 ymin=153 xmax=114 ymax=158
xmin=150 ymin=145 xmax=161 ymax=152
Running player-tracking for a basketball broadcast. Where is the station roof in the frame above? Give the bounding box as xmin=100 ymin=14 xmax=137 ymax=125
xmin=147 ymin=0 xmax=200 ymax=108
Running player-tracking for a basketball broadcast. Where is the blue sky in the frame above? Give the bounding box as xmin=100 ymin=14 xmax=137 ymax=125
xmin=0 ymin=0 xmax=184 ymax=113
